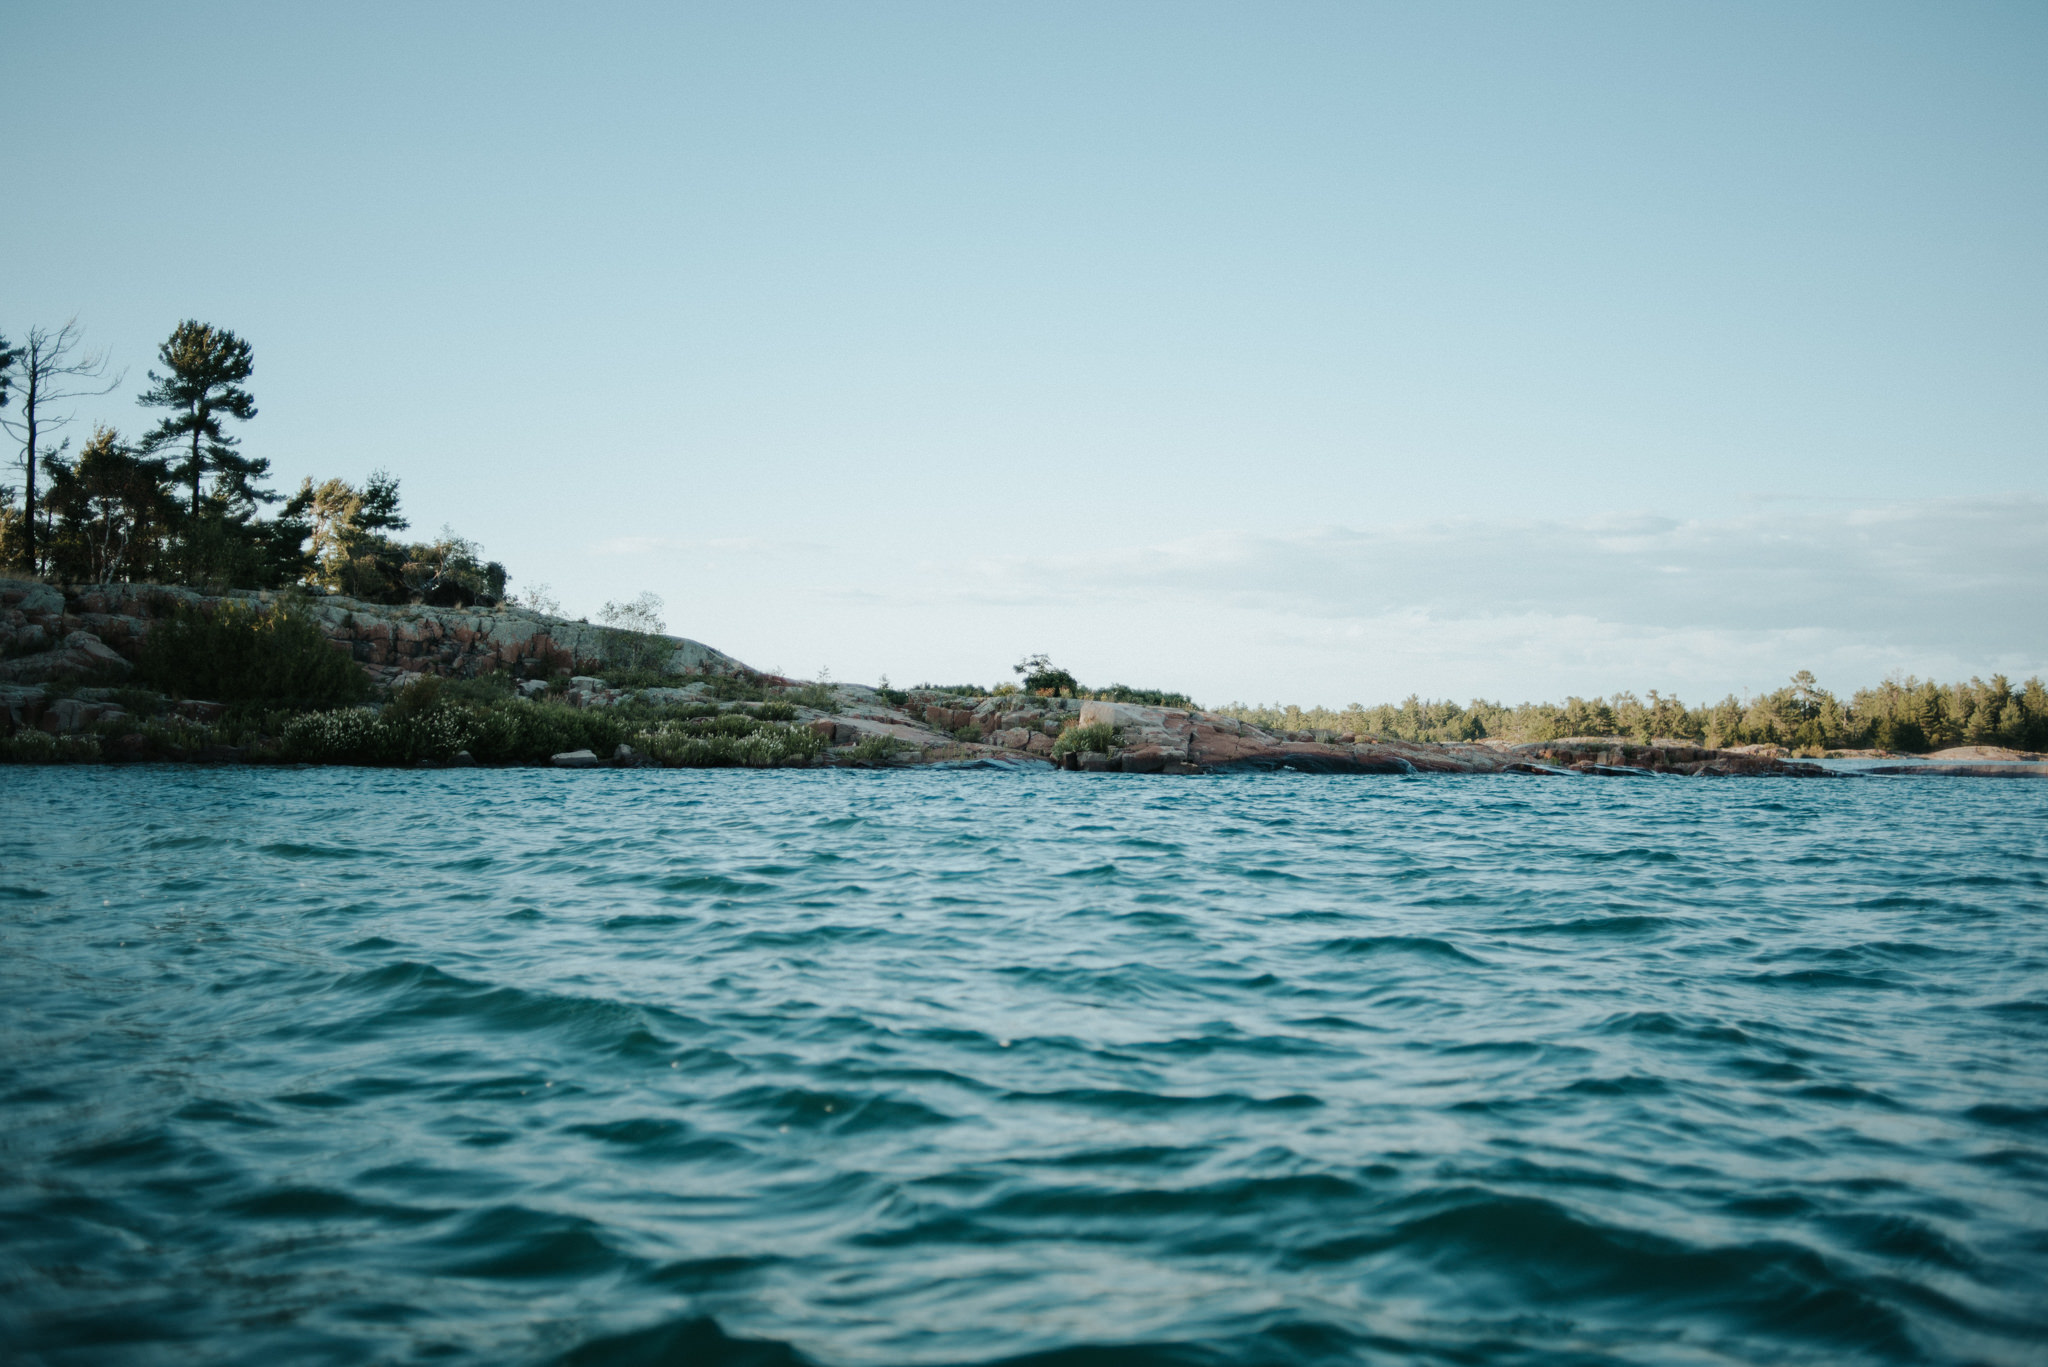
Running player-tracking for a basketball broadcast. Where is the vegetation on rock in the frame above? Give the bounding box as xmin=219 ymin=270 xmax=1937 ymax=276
xmin=1050 ymin=722 xmax=1118 ymax=758
xmin=140 ymin=600 xmax=369 ymax=708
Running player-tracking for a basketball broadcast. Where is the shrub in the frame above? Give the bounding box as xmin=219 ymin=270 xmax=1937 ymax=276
xmin=280 ymin=709 xmax=390 ymax=764
xmin=1051 ymin=722 xmax=1117 ymax=758
xmin=436 ymin=672 xmax=518 ymax=704
xmin=387 ymin=706 xmax=482 ymax=762
xmin=779 ymin=683 xmax=837 ymax=710
xmin=639 ymin=721 xmax=824 ymax=768
xmin=850 ymin=733 xmax=904 ymax=762
xmin=140 ymin=600 xmax=367 ymax=708
xmin=1 ymin=730 xmax=102 ymax=764
xmin=468 ymin=699 xmax=627 ymax=765
xmin=742 ymin=701 xmax=798 ymax=722
xmin=1091 ymin=684 xmax=1197 ymax=709
xmin=105 ymin=687 xmax=169 ymax=717
xmin=1013 ymin=654 xmax=1079 ymax=695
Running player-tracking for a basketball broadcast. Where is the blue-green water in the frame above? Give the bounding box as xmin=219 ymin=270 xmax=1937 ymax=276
xmin=3 ymin=768 xmax=2046 ymax=1366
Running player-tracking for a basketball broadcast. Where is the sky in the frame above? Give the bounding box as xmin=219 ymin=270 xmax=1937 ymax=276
xmin=5 ymin=2 xmax=2044 ymax=706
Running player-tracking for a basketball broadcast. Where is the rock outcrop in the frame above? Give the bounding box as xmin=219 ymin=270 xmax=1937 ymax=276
xmin=793 ymin=694 xmax=1838 ymax=777
xmin=0 ymin=576 xmax=1877 ymax=778
xmin=0 ymin=577 xmax=748 ymax=689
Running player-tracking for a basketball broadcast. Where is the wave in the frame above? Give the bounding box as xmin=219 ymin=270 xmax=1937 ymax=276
xmin=1315 ymin=935 xmax=1482 ymax=963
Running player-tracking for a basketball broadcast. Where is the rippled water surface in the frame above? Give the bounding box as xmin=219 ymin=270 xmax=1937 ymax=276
xmin=4 ymin=767 xmax=2047 ymax=1366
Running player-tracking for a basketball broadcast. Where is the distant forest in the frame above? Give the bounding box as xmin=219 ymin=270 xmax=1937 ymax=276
xmin=1 ymin=319 xmax=506 ymax=606
xmin=1221 ymin=671 xmax=2048 ymax=755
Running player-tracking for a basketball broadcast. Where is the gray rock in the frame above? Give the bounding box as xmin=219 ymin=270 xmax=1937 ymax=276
xmin=634 ymin=685 xmax=711 ymax=706
xmin=550 ymin=749 xmax=600 ymax=768
xmin=449 ymin=750 xmax=477 ymax=767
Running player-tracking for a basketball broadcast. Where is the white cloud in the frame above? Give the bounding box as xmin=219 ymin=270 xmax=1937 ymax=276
xmin=564 ymin=497 xmax=2048 ymax=705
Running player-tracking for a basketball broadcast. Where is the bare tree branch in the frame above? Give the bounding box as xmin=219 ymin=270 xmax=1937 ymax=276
xmin=0 ymin=318 xmax=125 ymax=574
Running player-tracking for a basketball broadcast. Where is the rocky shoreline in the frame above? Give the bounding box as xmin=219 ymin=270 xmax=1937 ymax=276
xmin=0 ymin=577 xmax=2030 ymax=778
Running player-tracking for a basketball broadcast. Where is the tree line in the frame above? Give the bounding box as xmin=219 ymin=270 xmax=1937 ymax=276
xmin=1 ymin=318 xmax=505 ymax=605
xmin=1221 ymin=670 xmax=2048 ymax=754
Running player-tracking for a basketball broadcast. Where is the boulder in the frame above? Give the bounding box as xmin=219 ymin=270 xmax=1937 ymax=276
xmin=990 ymin=727 xmax=1032 ymax=750
xmin=0 ymin=630 xmax=132 ymax=683
xmin=0 ymin=683 xmax=46 ymax=732
xmin=550 ymin=749 xmax=600 ymax=768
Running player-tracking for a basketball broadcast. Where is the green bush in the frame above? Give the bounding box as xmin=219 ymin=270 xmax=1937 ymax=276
xmin=1091 ymin=685 xmax=1197 ymax=709
xmin=779 ymin=683 xmax=838 ymax=710
xmin=105 ymin=687 xmax=169 ymax=717
xmin=1051 ymin=722 xmax=1117 ymax=758
xmin=140 ymin=600 xmax=367 ymax=708
xmin=597 ymin=627 xmax=674 ymax=675
xmin=639 ymin=721 xmax=824 ymax=768
xmin=468 ymin=699 xmax=627 ymax=765
xmin=436 ymin=672 xmax=518 ymax=704
xmin=697 ymin=671 xmax=777 ymax=702
xmin=849 ymin=733 xmax=904 ymax=762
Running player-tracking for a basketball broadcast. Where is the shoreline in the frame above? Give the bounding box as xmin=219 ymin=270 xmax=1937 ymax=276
xmin=5 ymin=576 xmax=2044 ymax=778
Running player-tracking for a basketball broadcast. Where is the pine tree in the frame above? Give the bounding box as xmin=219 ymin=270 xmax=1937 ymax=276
xmin=136 ymin=321 xmax=261 ymax=519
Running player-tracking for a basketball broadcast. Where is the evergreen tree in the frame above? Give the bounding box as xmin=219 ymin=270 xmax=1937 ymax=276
xmin=0 ymin=331 xmax=20 ymax=411
xmin=40 ymin=427 xmax=178 ymax=583
xmin=136 ymin=321 xmax=261 ymax=520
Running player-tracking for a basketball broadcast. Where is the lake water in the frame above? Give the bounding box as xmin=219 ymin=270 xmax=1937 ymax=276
xmin=3 ymin=767 xmax=2046 ymax=1366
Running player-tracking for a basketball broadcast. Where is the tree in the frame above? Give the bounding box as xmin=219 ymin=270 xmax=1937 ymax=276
xmin=293 ymin=470 xmax=409 ymax=594
xmin=136 ymin=321 xmax=260 ymax=520
xmin=0 ymin=331 xmax=21 ymax=411
xmin=1013 ymin=653 xmax=1080 ymax=695
xmin=40 ymin=427 xmax=178 ymax=583
xmin=600 ymin=592 xmax=667 ymax=634
xmin=0 ymin=320 xmax=121 ymax=574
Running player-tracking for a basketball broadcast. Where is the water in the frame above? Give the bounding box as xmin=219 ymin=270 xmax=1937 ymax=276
xmin=3 ymin=768 xmax=2046 ymax=1367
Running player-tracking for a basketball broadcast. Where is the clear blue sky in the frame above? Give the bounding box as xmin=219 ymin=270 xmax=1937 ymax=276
xmin=7 ymin=2 xmax=2044 ymax=703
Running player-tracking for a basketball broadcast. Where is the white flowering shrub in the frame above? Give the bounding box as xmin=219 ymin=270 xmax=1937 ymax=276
xmin=387 ymin=706 xmax=482 ymax=762
xmin=281 ymin=709 xmax=390 ymax=764
xmin=1 ymin=730 xmax=101 ymax=764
